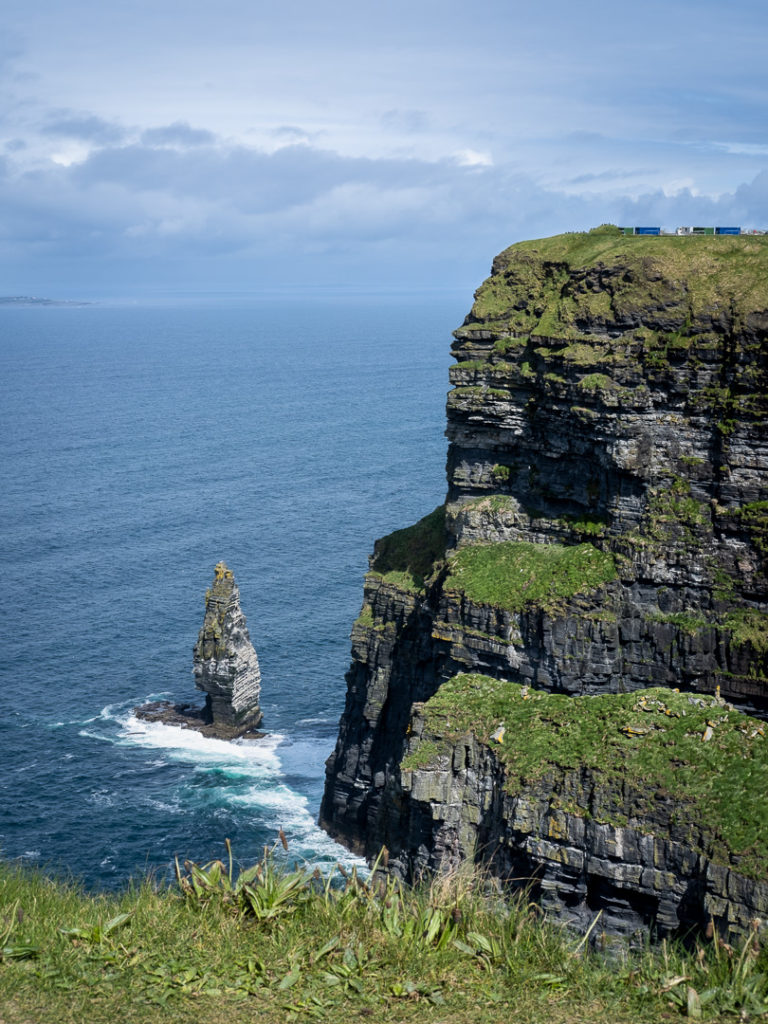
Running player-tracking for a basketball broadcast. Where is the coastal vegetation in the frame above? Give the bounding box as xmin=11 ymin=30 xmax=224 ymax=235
xmin=2 ymin=846 xmax=767 ymax=1023
xmin=444 ymin=541 xmax=617 ymax=613
xmin=323 ymin=225 xmax=768 ymax=964
xmin=455 ymin=229 xmax=768 ymax=384
xmin=469 ymin=228 xmax=768 ymax=338
xmin=402 ymin=676 xmax=768 ymax=879
xmin=368 ymin=504 xmax=447 ymax=591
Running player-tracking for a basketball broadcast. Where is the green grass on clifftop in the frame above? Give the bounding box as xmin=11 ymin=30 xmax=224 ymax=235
xmin=444 ymin=541 xmax=617 ymax=612
xmin=467 ymin=227 xmax=768 ymax=341
xmin=369 ymin=505 xmax=447 ymax=591
xmin=407 ymin=675 xmax=768 ymax=878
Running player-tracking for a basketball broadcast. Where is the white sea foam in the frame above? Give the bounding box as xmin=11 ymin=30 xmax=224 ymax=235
xmin=229 ymin=781 xmax=367 ymax=869
xmin=117 ymin=713 xmax=283 ymax=768
xmin=98 ymin=704 xmax=124 ymax=720
xmin=52 ymin=716 xmax=100 ymax=728
xmin=143 ymin=797 xmax=183 ymax=814
xmin=87 ymin=789 xmax=115 ymax=807
xmin=228 ymin=783 xmax=303 ymax=812
xmin=87 ymin=706 xmax=366 ymax=872
xmin=78 ymin=728 xmax=119 ymax=745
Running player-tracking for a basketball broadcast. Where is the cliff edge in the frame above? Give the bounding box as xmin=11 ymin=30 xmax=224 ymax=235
xmin=320 ymin=226 xmax=768 ymax=942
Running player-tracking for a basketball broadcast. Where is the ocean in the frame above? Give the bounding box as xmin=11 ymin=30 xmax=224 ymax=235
xmin=0 ymin=294 xmax=466 ymax=888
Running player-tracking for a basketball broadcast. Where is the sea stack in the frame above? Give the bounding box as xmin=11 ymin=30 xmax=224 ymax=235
xmin=193 ymin=561 xmax=263 ymax=733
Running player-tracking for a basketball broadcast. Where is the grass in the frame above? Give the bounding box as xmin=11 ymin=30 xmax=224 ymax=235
xmin=369 ymin=505 xmax=447 ymax=591
xmin=648 ymin=611 xmax=711 ymax=634
xmin=559 ymin=343 xmax=617 ymax=366
xmin=443 ymin=541 xmax=617 ymax=613
xmin=353 ymin=605 xmax=374 ymax=629
xmin=455 ymin=229 xmax=768 ymax=382
xmin=504 ymin=230 xmax=768 ymax=318
xmin=2 ymin=846 xmax=767 ymax=1023
xmin=724 ymin=609 xmax=768 ymax=654
xmin=734 ymin=501 xmax=768 ymax=560
xmin=406 ymin=676 xmax=768 ymax=878
xmin=577 ymin=373 xmax=617 ymax=393
xmin=646 ymin=478 xmax=708 ymax=543
xmin=555 ymin=514 xmax=607 ymax=538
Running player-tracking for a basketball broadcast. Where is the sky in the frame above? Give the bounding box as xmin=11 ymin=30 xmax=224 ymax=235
xmin=1 ymin=0 xmax=767 ymax=297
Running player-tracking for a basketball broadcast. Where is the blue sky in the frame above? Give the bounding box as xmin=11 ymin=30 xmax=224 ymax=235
xmin=2 ymin=0 xmax=767 ymax=297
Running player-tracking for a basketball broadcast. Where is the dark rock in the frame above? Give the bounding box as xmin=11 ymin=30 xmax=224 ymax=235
xmin=133 ymin=700 xmax=266 ymax=740
xmin=135 ymin=561 xmax=263 ymax=740
xmin=193 ymin=561 xmax=263 ymax=733
xmin=320 ymin=230 xmax=768 ymax=941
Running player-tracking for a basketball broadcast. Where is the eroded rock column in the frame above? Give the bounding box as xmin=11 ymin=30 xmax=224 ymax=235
xmin=193 ymin=561 xmax=263 ymax=733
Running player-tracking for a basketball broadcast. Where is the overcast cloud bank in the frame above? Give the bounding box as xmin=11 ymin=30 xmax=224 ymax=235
xmin=2 ymin=0 xmax=767 ymax=296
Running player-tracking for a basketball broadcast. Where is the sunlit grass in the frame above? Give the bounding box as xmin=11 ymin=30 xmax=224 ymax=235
xmin=2 ymin=845 xmax=767 ymax=1023
xmin=444 ymin=540 xmax=617 ymax=613
xmin=405 ymin=676 xmax=768 ymax=878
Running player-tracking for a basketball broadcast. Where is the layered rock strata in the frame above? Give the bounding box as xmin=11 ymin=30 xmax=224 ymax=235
xmin=136 ymin=561 xmax=263 ymax=739
xmin=193 ymin=561 xmax=263 ymax=733
xmin=398 ymin=676 xmax=768 ymax=944
xmin=320 ymin=227 xmax=768 ymax=939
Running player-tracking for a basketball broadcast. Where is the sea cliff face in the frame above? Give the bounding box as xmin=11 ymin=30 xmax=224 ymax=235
xmin=320 ymin=227 xmax=768 ymax=939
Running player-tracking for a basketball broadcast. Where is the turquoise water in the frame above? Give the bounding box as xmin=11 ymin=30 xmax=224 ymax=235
xmin=0 ymin=295 xmax=464 ymax=887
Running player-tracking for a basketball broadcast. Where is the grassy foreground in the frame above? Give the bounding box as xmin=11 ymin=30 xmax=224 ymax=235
xmin=2 ymin=844 xmax=767 ymax=1023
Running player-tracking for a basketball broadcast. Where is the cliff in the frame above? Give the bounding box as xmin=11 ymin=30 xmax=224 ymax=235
xmin=320 ymin=226 xmax=768 ymax=941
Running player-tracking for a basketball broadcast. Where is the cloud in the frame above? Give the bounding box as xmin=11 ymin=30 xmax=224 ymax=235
xmin=566 ymin=170 xmax=643 ymax=186
xmin=140 ymin=122 xmax=217 ymax=147
xmin=1 ymin=115 xmax=767 ymax=295
xmin=40 ymin=113 xmax=127 ymax=144
xmin=380 ymin=109 xmax=429 ymax=134
xmin=453 ymin=149 xmax=493 ymax=168
xmin=269 ymin=125 xmax=313 ymax=145
xmin=716 ymin=143 xmax=768 ymax=158
xmin=62 ymin=141 xmax=465 ymax=216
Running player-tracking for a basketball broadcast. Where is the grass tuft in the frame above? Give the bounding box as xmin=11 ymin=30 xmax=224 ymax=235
xmin=369 ymin=505 xmax=447 ymax=591
xmin=444 ymin=540 xmax=616 ymax=612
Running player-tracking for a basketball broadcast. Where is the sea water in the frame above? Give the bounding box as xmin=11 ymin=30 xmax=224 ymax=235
xmin=0 ymin=294 xmax=466 ymax=888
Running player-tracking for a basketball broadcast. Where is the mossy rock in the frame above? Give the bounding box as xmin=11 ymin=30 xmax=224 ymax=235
xmin=369 ymin=505 xmax=447 ymax=591
xmin=408 ymin=674 xmax=768 ymax=877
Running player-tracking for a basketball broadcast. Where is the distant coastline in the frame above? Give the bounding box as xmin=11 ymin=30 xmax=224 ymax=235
xmin=0 ymin=295 xmax=92 ymax=307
